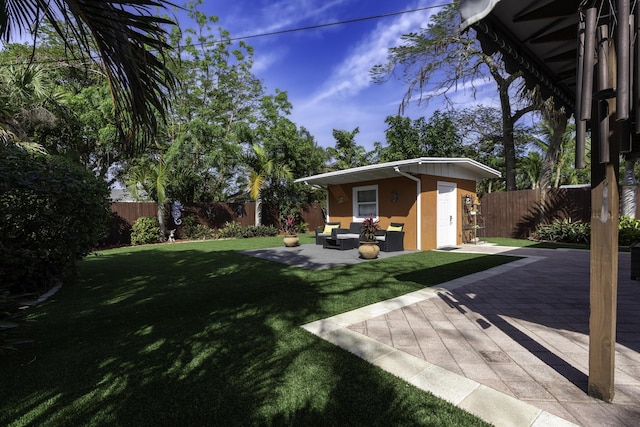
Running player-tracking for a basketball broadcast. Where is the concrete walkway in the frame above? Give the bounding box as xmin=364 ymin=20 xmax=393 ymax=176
xmin=289 ymin=244 xmax=640 ymax=426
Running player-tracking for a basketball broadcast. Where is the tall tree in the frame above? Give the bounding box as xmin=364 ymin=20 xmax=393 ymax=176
xmin=530 ymin=120 xmax=589 ymax=188
xmin=255 ymin=91 xmax=327 ymax=217
xmin=244 ymin=144 xmax=292 ymax=225
xmin=518 ymin=151 xmax=543 ymax=190
xmin=327 ymin=127 xmax=371 ymax=170
xmin=0 ymin=31 xmax=123 ymax=179
xmin=124 ymin=148 xmax=171 ymax=239
xmin=374 ymin=111 xmax=469 ymax=162
xmin=371 ymin=1 xmax=535 ymax=190
xmin=0 ymin=62 xmax=60 ymax=151
xmin=2 ymin=0 xmax=177 ymax=154
xmin=147 ymin=1 xmax=265 ymax=202
xmin=453 ymin=105 xmax=536 ymax=192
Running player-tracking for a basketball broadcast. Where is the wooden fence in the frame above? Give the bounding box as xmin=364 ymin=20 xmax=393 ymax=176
xmin=110 ymin=188 xmax=640 ymax=243
xmin=106 ymin=201 xmax=325 ymax=246
xmin=479 ymin=187 xmax=640 ymax=238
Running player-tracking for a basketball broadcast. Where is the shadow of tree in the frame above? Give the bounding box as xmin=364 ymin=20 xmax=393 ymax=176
xmin=0 ymin=243 xmax=490 ymax=426
xmin=513 ymin=188 xmax=590 ymax=238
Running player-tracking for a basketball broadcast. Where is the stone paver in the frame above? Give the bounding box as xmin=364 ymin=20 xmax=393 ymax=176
xmin=295 ymin=244 xmax=640 ymax=427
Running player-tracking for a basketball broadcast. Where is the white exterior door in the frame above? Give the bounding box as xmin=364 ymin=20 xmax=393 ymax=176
xmin=437 ymin=181 xmax=457 ymax=248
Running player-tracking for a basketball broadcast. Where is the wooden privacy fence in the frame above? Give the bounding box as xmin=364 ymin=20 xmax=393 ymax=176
xmin=479 ymin=187 xmax=640 ymax=238
xmin=106 ymin=201 xmax=326 ymax=246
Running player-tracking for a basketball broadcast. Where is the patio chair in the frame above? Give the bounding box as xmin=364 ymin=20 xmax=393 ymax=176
xmin=315 ymin=222 xmax=341 ymax=245
xmin=375 ymin=222 xmax=405 ymax=252
xmin=324 ymin=222 xmax=361 ymax=250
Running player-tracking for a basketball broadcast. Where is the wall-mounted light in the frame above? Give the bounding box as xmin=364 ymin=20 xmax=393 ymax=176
xmin=391 ymin=191 xmax=398 ymax=203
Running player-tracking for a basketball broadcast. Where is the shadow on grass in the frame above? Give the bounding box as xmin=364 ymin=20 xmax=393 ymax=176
xmin=1 ymin=243 xmax=490 ymax=426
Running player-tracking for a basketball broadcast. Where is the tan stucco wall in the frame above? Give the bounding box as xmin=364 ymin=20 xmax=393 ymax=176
xmin=419 ymin=175 xmax=476 ymax=250
xmin=327 ymin=174 xmax=477 ymax=251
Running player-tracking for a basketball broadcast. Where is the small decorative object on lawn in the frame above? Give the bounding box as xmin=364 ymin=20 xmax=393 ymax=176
xmin=359 ymin=214 xmax=380 ymax=259
xmin=283 ymin=215 xmax=299 ymax=247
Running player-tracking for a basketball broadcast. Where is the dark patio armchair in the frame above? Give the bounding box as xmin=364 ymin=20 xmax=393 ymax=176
xmin=375 ymin=222 xmax=405 ymax=252
xmin=315 ymin=222 xmax=341 ymax=245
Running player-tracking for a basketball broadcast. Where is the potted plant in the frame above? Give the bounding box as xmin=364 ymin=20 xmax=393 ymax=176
xmin=282 ymin=215 xmax=299 ymax=247
xmin=358 ymin=214 xmax=380 ymax=259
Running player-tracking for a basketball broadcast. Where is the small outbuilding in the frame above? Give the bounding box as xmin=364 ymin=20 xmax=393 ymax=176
xmin=295 ymin=157 xmax=501 ymax=251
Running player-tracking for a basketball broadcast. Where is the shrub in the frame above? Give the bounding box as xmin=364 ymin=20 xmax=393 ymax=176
xmin=534 ymin=216 xmax=640 ymax=246
xmin=0 ymin=144 xmax=110 ymax=295
xmin=619 ymin=216 xmax=640 ymax=246
xmin=245 ymin=225 xmax=278 ymax=238
xmin=216 ymin=222 xmax=278 ymax=239
xmin=532 ymin=218 xmax=590 ymax=244
xmin=131 ymin=217 xmax=160 ymax=245
xmin=296 ymin=222 xmax=309 ymax=234
xmin=181 ymin=215 xmax=215 ymax=240
xmin=1 ymin=144 xmax=109 ymax=353
xmin=216 ymin=221 xmax=245 ymax=239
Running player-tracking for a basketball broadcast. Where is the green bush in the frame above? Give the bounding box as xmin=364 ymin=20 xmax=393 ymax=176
xmin=296 ymin=222 xmax=309 ymax=234
xmin=619 ymin=216 xmax=640 ymax=246
xmin=131 ymin=217 xmax=160 ymax=245
xmin=1 ymin=144 xmax=109 ymax=353
xmin=532 ymin=218 xmax=590 ymax=244
xmin=216 ymin=221 xmax=244 ymax=239
xmin=216 ymin=222 xmax=278 ymax=239
xmin=181 ymin=215 xmax=215 ymax=240
xmin=534 ymin=216 xmax=640 ymax=246
xmin=0 ymin=144 xmax=110 ymax=295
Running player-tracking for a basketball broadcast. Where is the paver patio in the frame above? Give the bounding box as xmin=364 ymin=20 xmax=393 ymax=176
xmin=280 ymin=244 xmax=640 ymax=426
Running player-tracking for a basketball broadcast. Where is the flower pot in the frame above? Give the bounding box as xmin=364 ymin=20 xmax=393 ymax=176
xmin=358 ymin=241 xmax=380 ymax=259
xmin=283 ymin=235 xmax=299 ymax=247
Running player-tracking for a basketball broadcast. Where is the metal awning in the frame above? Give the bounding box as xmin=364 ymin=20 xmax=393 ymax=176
xmin=294 ymin=157 xmax=501 ymax=186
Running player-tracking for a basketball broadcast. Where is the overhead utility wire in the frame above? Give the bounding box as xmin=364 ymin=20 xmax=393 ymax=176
xmin=1 ymin=3 xmax=451 ymax=66
xmin=217 ymin=3 xmax=450 ymax=44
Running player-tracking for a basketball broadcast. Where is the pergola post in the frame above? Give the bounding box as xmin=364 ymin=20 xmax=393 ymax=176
xmin=588 ymin=27 xmax=619 ymax=403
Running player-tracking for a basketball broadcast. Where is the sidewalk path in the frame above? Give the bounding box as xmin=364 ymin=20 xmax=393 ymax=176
xmin=302 ymin=245 xmax=640 ymax=427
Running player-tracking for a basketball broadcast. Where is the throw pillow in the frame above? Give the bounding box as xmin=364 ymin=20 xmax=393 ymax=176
xmin=323 ymin=224 xmax=339 ymax=234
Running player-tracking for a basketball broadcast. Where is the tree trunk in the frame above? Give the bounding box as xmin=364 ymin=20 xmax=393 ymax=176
xmin=539 ymin=113 xmax=568 ymax=190
xmin=621 ymin=159 xmax=637 ymax=218
xmin=255 ymin=198 xmax=262 ymax=226
xmin=498 ymin=83 xmax=517 ymax=191
xmin=157 ymin=204 xmax=167 ymax=241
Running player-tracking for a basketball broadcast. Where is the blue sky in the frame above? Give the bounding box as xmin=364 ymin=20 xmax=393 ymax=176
xmin=180 ymin=0 xmax=499 ymax=150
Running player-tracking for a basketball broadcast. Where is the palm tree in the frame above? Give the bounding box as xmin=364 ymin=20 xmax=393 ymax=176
xmin=125 ymin=155 xmax=170 ymax=240
xmin=245 ymin=144 xmax=292 ymax=225
xmin=518 ymin=151 xmax=543 ymax=190
xmin=0 ymin=64 xmax=57 ymax=150
xmin=1 ymin=0 xmax=176 ymax=154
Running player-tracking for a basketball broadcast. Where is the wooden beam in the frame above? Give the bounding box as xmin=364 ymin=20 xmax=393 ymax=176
xmin=328 ymin=185 xmax=348 ymax=205
xmin=588 ymin=34 xmax=619 ymax=403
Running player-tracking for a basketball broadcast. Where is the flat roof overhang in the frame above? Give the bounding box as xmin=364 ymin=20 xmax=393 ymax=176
xmin=294 ymin=157 xmax=501 ymax=187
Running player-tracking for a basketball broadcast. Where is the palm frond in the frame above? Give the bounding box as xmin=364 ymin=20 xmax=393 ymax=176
xmin=248 ymin=170 xmax=265 ymax=201
xmin=1 ymin=0 xmax=178 ymax=155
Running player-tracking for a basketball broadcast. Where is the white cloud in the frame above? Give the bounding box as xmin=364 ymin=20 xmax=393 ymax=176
xmin=309 ymin=1 xmax=440 ymax=103
xmin=252 ymin=50 xmax=285 ymax=74
xmin=235 ymin=0 xmax=354 ymax=36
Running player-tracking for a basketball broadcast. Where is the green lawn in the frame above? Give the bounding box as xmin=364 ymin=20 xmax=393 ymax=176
xmin=1 ymin=237 xmax=517 ymax=426
xmin=483 ymin=237 xmax=590 ymax=250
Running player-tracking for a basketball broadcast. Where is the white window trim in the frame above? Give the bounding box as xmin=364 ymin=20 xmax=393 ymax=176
xmin=352 ymin=184 xmax=378 ymax=221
